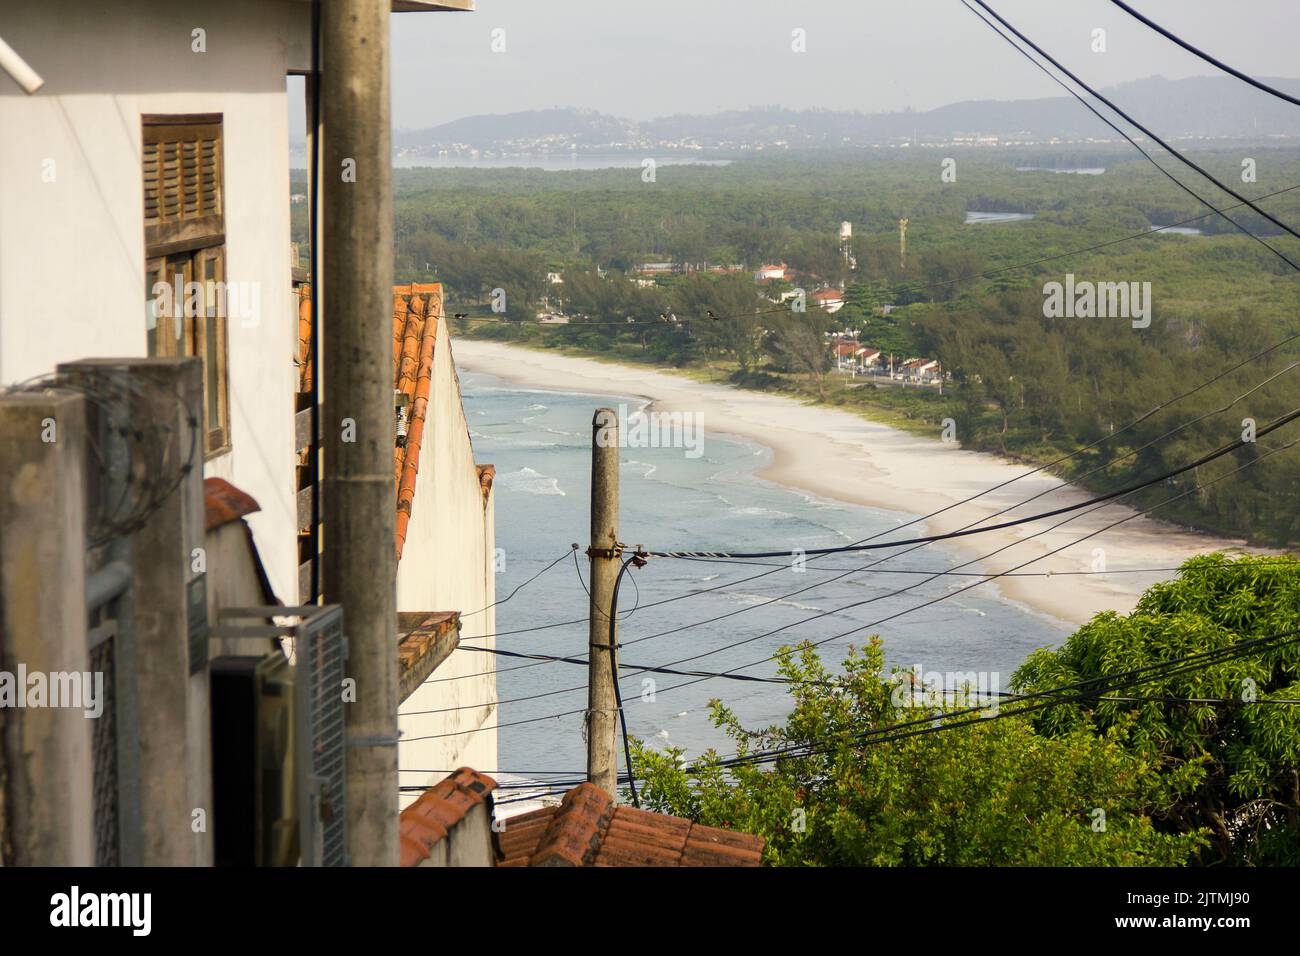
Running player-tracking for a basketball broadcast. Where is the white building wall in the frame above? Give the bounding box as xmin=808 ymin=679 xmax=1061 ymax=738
xmin=396 ymin=315 xmax=498 ymax=797
xmin=0 ymin=0 xmax=310 ymax=600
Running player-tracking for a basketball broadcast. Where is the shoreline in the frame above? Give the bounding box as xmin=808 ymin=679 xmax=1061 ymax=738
xmin=453 ymin=338 xmax=1259 ymax=628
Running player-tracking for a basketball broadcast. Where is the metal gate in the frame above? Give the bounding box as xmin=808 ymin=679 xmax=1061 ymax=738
xmin=213 ymin=605 xmax=348 ymax=866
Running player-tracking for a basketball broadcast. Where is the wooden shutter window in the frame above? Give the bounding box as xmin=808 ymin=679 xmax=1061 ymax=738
xmin=143 ymin=114 xmax=224 ymax=257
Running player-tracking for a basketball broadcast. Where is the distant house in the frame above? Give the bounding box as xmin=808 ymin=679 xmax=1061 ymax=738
xmin=635 ymin=261 xmax=678 ymax=276
xmin=755 ymin=263 xmax=788 ymax=281
xmin=900 ymin=358 xmax=942 ymax=383
xmin=859 ymin=347 xmax=882 ymax=368
xmin=546 ymin=271 xmax=564 ymax=284
xmin=833 ymin=341 xmax=873 ymax=371
xmin=811 ymin=288 xmax=844 ymax=313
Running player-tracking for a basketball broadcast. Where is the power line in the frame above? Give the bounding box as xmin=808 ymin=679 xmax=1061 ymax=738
xmin=608 ymin=556 xmax=641 ymax=806
xmin=647 ymin=406 xmax=1300 ymax=560
xmin=957 ymin=2 xmax=1300 ymax=268
xmin=967 ymin=0 xmax=1300 ymax=252
xmin=437 ymin=331 xmax=1300 ymax=688
xmin=402 ymin=647 xmax=791 ymax=716
xmin=1107 ymin=0 xmax=1300 ymax=108
xmin=460 ymin=544 xmax=577 ymax=619
xmin=413 ymin=554 xmax=1298 ymax=714
xmin=404 ymin=436 xmax=1296 ymax=740
xmin=616 ymin=435 xmax=1300 ymax=705
xmin=719 ymin=627 xmax=1300 ymax=769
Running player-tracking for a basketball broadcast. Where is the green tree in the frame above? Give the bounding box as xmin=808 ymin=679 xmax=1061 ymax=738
xmin=1013 ymin=553 xmax=1300 ymax=865
xmin=767 ymin=311 xmax=835 ymax=400
xmin=633 ymin=639 xmax=1206 ymax=866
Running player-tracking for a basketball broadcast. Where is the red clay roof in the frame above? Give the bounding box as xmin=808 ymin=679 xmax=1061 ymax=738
xmin=393 ymin=283 xmax=440 ymax=562
xmin=296 ymin=282 xmax=493 ymax=563
xmin=397 ymin=610 xmax=460 ymax=702
xmin=476 ymin=463 xmax=495 ymax=500
xmin=296 ymin=285 xmax=313 ymax=393
xmin=497 ymin=782 xmax=764 ymax=867
xmin=203 ymin=477 xmax=261 ymax=531
xmin=400 ymin=768 xmax=499 ymax=867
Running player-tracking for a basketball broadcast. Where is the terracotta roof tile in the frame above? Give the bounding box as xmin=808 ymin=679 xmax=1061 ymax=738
xmin=296 ymin=282 xmax=494 ymax=563
xmin=296 ymin=284 xmax=313 ymax=392
xmin=680 ymin=831 xmax=766 ymax=866
xmin=477 ymin=463 xmax=495 ymax=502
xmin=399 ymin=768 xmax=498 ymax=867
xmin=527 ymin=783 xmax=612 ymax=867
xmin=203 ymin=477 xmax=261 ymax=531
xmin=494 ymin=782 xmax=764 ymax=867
xmin=397 ymin=611 xmax=461 ymax=702
xmin=402 ymin=773 xmax=765 ymax=868
xmin=393 ymin=283 xmax=441 ymax=562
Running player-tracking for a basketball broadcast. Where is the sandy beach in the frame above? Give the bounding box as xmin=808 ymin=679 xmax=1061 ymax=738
xmin=453 ymin=339 xmax=1257 ymax=628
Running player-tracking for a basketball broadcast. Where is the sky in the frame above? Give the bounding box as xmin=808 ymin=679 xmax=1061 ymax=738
xmin=383 ymin=0 xmax=1300 ymax=131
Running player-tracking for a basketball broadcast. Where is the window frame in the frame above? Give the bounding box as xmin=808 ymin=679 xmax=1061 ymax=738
xmin=142 ymin=113 xmax=230 ymax=458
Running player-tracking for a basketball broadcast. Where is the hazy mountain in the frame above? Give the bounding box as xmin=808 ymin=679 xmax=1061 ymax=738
xmin=391 ymin=76 xmax=1300 ymax=154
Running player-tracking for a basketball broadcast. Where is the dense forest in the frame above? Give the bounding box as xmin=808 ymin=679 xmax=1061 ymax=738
xmin=294 ymin=146 xmax=1300 ymax=545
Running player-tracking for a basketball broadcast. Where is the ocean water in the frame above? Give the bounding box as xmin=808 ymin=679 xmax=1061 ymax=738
xmin=456 ymin=369 xmax=1072 ymax=792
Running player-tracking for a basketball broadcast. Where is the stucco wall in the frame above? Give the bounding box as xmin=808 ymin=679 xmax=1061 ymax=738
xmin=396 ymin=313 xmax=498 ymax=796
xmin=0 ymin=0 xmax=308 ymax=601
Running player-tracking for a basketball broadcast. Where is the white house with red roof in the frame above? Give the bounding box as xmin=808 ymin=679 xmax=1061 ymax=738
xmin=811 ymin=288 xmax=845 ymax=313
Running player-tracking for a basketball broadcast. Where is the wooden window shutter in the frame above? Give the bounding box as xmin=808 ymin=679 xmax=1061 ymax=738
xmin=143 ymin=114 xmax=224 ymax=256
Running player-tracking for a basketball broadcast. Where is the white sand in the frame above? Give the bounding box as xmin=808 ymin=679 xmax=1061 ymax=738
xmin=454 ymin=339 xmax=1258 ymax=628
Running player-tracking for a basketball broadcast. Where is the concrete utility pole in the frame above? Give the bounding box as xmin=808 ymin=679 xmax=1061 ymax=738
xmin=0 ymin=389 xmax=92 ymax=865
xmin=321 ymin=0 xmax=398 ymax=867
xmin=587 ymin=408 xmax=620 ymax=796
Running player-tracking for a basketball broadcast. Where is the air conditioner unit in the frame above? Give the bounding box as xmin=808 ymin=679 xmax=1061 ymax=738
xmin=210 ymin=606 xmax=348 ymax=866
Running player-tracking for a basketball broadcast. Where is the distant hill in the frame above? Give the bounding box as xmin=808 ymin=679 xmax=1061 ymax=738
xmin=391 ymin=76 xmax=1300 ymax=154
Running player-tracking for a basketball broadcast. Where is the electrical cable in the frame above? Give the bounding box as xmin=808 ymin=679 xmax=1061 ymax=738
xmin=460 ymin=544 xmax=577 ymax=619
xmin=967 ymin=0 xmax=1300 ymax=251
xmin=616 ymin=434 xmax=1300 ymax=706
xmin=646 ymin=406 xmax=1300 ymax=559
xmin=607 ymin=555 xmax=641 ymax=806
xmin=403 ymin=435 xmax=1297 ymax=741
xmin=417 ymin=544 xmax=1300 ymax=715
xmin=1106 ymin=0 xmax=1300 ymax=107
xmin=959 ymin=0 xmax=1299 ymax=270
xmin=436 ymin=332 xmax=1300 ymax=689
xmin=719 ymin=627 xmax=1300 ymax=768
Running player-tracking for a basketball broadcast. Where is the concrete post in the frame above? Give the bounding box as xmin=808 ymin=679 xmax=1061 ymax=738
xmin=321 ymin=0 xmax=399 ymax=866
xmin=58 ymin=357 xmax=209 ymax=865
xmin=587 ymin=408 xmax=620 ymax=796
xmin=0 ymin=389 xmax=94 ymax=865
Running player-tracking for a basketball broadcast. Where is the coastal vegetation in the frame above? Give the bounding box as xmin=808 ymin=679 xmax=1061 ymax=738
xmin=631 ymin=553 xmax=1300 ymax=866
xmin=353 ymin=148 xmax=1300 ymax=547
